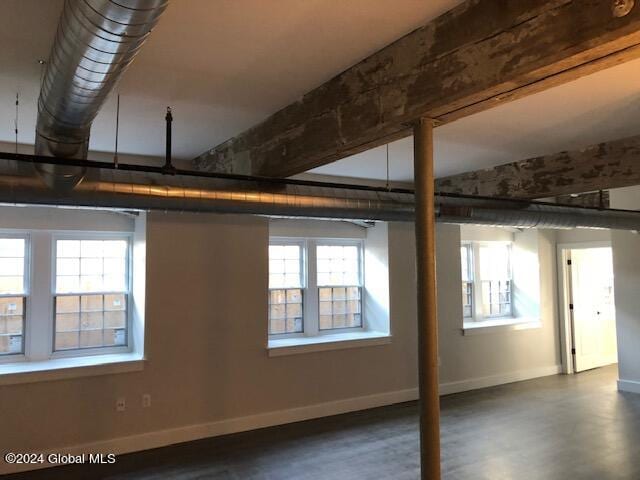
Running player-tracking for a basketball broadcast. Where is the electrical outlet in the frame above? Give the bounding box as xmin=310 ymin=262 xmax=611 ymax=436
xmin=116 ymin=397 xmax=126 ymax=412
xmin=142 ymin=394 xmax=151 ymax=408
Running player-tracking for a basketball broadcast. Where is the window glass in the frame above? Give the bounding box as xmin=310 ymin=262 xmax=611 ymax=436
xmin=0 ymin=237 xmax=26 ymax=355
xmin=317 ymin=245 xmax=360 ymax=287
xmin=54 ymin=239 xmax=129 ymax=351
xmin=462 ymin=242 xmax=513 ymax=320
xmin=0 ymin=238 xmax=26 ymax=295
xmin=269 ymin=244 xmax=302 ymax=289
xmin=479 ymin=244 xmax=511 ymax=280
xmin=56 ymin=239 xmax=127 ymax=293
xmin=317 ymin=244 xmax=362 ymax=331
xmin=269 ymin=243 xmax=304 ymax=335
xmin=479 ymin=244 xmax=512 ymax=317
xmin=460 ymin=244 xmax=473 ymax=319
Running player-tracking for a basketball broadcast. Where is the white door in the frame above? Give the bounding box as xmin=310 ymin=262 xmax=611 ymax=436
xmin=569 ymin=247 xmax=617 ymax=372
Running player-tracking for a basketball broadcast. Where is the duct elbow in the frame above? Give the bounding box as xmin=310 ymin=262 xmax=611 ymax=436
xmin=34 ymin=130 xmax=88 ymax=190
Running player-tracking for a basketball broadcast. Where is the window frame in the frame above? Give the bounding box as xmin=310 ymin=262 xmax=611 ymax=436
xmin=268 ymin=238 xmax=306 ymax=338
xmin=268 ymin=237 xmax=366 ymax=340
xmin=460 ymin=242 xmax=474 ymax=320
xmin=464 ymin=241 xmax=513 ymax=322
xmin=50 ymin=232 xmax=133 ymax=359
xmin=315 ymin=238 xmax=364 ymax=333
xmin=0 ymin=230 xmax=134 ymax=366
xmin=0 ymin=231 xmax=30 ymax=358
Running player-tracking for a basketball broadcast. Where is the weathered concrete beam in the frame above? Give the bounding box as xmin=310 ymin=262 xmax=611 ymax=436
xmin=435 ymin=134 xmax=640 ymax=199
xmin=194 ymin=0 xmax=640 ymax=177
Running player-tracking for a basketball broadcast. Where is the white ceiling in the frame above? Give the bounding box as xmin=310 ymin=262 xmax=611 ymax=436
xmin=311 ymin=58 xmax=640 ymax=180
xmin=0 ymin=0 xmax=460 ymax=161
xmin=1 ymin=0 xmax=639 ymax=181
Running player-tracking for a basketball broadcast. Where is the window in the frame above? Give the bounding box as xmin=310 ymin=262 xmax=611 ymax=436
xmin=479 ymin=243 xmax=512 ymax=317
xmin=0 ymin=230 xmax=133 ymax=366
xmin=54 ymin=238 xmax=130 ymax=351
xmin=317 ymin=245 xmax=362 ymax=330
xmin=0 ymin=236 xmax=27 ymax=355
xmin=268 ymin=243 xmax=304 ymax=335
xmin=268 ymin=238 xmax=364 ymax=338
xmin=461 ymin=242 xmax=512 ymax=321
xmin=460 ymin=244 xmax=473 ymax=319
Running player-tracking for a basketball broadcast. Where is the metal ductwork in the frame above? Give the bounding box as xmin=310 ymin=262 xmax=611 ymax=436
xmin=34 ymin=0 xmax=168 ymax=188
xmin=1 ymin=156 xmax=640 ymax=231
xmin=435 ymin=197 xmax=640 ymax=231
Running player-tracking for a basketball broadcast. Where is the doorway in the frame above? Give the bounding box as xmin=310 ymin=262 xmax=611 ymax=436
xmin=558 ymin=243 xmax=618 ymax=374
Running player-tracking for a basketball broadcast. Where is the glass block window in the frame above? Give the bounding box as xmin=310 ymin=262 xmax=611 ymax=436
xmin=269 ymin=288 xmax=303 ymax=335
xmin=269 ymin=244 xmax=303 ymax=335
xmin=54 ymin=239 xmax=129 ymax=351
xmin=317 ymin=244 xmax=362 ymax=331
xmin=319 ymin=286 xmax=362 ymax=330
xmin=461 ymin=244 xmax=473 ymax=319
xmin=0 ymin=237 xmax=26 ymax=355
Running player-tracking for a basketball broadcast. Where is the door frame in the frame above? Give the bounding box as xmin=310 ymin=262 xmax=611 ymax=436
xmin=556 ymin=241 xmax=612 ymax=374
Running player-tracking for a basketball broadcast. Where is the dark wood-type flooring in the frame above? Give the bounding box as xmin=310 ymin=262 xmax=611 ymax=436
xmin=7 ymin=365 xmax=640 ymax=480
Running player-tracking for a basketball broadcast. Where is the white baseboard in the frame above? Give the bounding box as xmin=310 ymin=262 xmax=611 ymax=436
xmin=1 ymin=387 xmax=419 ymax=475
xmin=439 ymin=365 xmax=563 ymax=396
xmin=3 ymin=365 xmax=563 ymax=475
xmin=618 ymin=379 xmax=640 ymax=394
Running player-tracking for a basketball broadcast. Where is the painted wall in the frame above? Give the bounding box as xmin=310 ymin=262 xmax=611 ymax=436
xmin=436 ymin=225 xmax=561 ymax=389
xmin=556 ymin=229 xmax=611 ymax=244
xmin=0 ymin=212 xmax=419 ymax=468
xmin=610 ymin=186 xmax=640 ymax=394
xmin=0 ymin=211 xmax=562 ymax=471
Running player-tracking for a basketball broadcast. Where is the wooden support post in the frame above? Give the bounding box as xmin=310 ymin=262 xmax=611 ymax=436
xmin=413 ymin=117 xmax=440 ymax=480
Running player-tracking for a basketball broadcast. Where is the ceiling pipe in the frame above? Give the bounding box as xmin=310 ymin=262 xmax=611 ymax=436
xmin=1 ymin=157 xmax=640 ymax=231
xmin=34 ymin=0 xmax=169 ymax=189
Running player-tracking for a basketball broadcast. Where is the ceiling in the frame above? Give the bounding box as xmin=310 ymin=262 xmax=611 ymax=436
xmin=311 ymin=57 xmax=640 ymax=180
xmin=1 ymin=0 xmax=639 ymax=181
xmin=0 ymin=0 xmax=460 ymax=161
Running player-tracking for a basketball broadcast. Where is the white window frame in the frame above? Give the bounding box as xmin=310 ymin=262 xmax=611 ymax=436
xmin=51 ymin=232 xmax=134 ymax=359
xmin=268 ymin=238 xmax=306 ymax=338
xmin=464 ymin=241 xmax=513 ymax=322
xmin=0 ymin=231 xmax=30 ymax=358
xmin=0 ymin=230 xmax=133 ymax=366
xmin=461 ymin=242 xmax=474 ymax=320
xmin=268 ymin=237 xmax=365 ymax=340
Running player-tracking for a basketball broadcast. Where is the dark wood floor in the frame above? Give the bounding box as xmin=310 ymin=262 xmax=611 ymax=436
xmin=7 ymin=365 xmax=640 ymax=480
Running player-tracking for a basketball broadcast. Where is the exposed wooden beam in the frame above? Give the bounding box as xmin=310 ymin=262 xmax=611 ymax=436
xmin=194 ymin=0 xmax=640 ymax=177
xmin=435 ymin=134 xmax=640 ymax=199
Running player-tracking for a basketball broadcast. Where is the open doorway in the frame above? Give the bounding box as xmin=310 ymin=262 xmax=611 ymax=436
xmin=558 ymin=243 xmax=618 ymax=374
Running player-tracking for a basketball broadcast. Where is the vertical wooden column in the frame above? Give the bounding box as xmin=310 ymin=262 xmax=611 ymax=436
xmin=413 ymin=117 xmax=441 ymax=480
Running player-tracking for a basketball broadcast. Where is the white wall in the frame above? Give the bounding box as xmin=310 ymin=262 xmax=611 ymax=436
xmin=0 ymin=212 xmax=419 ymax=472
xmin=0 ymin=211 xmax=563 ymax=472
xmin=556 ymin=228 xmax=611 ymax=244
xmin=437 ymin=225 xmax=561 ymax=391
xmin=610 ymin=186 xmax=640 ymax=394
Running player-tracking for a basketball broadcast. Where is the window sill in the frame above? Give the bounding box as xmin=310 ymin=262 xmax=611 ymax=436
xmin=0 ymin=352 xmax=145 ymax=386
xmin=268 ymin=331 xmax=391 ymax=357
xmin=462 ymin=317 xmax=541 ymax=336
